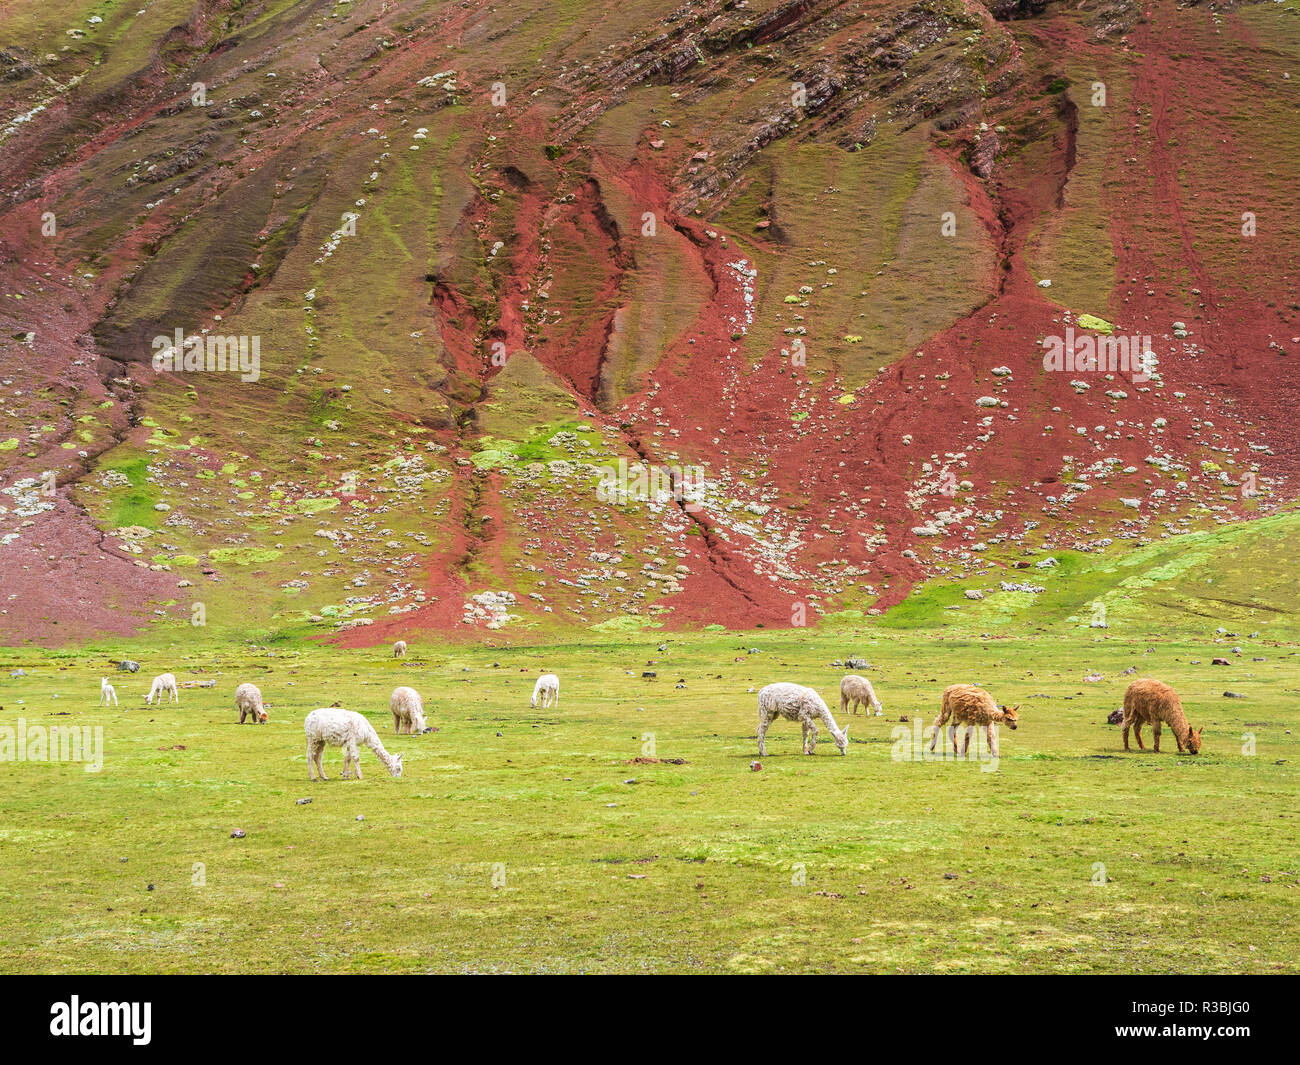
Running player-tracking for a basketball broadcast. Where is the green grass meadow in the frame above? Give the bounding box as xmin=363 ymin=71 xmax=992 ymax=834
xmin=0 ymin=627 xmax=1294 ymax=973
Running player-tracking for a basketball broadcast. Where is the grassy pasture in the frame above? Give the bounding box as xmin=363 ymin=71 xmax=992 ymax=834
xmin=0 ymin=626 xmax=1294 ymax=974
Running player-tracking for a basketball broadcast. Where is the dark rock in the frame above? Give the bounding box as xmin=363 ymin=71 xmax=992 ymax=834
xmin=1106 ymin=709 xmax=1124 ymax=725
xmin=118 ymin=660 xmax=140 ymax=672
xmin=988 ymin=0 xmax=1049 ymax=19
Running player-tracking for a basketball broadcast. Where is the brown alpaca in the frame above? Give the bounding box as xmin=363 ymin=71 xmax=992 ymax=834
xmin=1122 ymin=679 xmax=1201 ymax=754
xmin=929 ymin=684 xmax=1019 ymax=757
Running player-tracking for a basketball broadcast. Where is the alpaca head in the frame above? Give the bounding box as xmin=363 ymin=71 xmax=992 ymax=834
xmin=835 ymin=724 xmax=849 ymax=755
xmin=1186 ymin=726 xmax=1203 ymax=754
xmin=388 ymin=752 xmax=404 ymax=778
xmin=530 ymin=694 xmax=538 ymax=709
xmin=257 ymin=705 xmax=269 ymax=723
xmin=1000 ymin=705 xmax=1020 ymax=729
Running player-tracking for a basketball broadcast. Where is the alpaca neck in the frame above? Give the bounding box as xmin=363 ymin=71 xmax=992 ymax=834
xmin=819 ymin=707 xmax=844 ymax=738
xmin=366 ymin=736 xmax=396 ymax=772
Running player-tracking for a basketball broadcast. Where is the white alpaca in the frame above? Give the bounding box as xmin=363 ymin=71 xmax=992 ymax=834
xmin=304 ymin=708 xmax=403 ymax=781
xmin=390 ymin=686 xmax=426 ymax=734
xmin=840 ymin=674 xmax=883 ymax=716
xmin=99 ymin=677 xmax=118 ymax=707
xmin=144 ymin=672 xmax=178 ymax=705
xmin=756 ymin=682 xmax=849 ymax=756
xmin=393 ymin=640 xmax=407 ymax=658
xmin=530 ymin=673 xmax=559 ymax=709
xmin=234 ymin=682 xmax=269 ymax=724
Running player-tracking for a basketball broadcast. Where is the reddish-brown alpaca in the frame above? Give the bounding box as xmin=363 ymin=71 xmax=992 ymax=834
xmin=1122 ymin=679 xmax=1202 ymax=754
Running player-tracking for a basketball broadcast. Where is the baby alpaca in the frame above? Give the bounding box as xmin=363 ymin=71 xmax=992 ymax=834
xmin=144 ymin=672 xmax=179 ymax=705
xmin=840 ymin=674 xmax=883 ymax=716
xmin=757 ymin=682 xmax=849 ymax=756
xmin=929 ymin=684 xmax=1019 ymax=757
xmin=304 ymin=708 xmax=403 ymax=781
xmin=390 ymin=686 xmax=427 ymax=734
xmin=234 ymin=682 xmax=268 ymax=724
xmin=393 ymin=640 xmax=407 ymax=658
xmin=100 ymin=677 xmax=118 ymax=707
xmin=1122 ymin=679 xmax=1201 ymax=754
xmin=530 ymin=673 xmax=559 ymax=709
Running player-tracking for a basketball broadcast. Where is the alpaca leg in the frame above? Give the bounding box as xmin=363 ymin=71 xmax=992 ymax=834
xmin=1133 ymin=721 xmax=1145 ymax=751
xmin=987 ymin=723 xmax=998 ymax=758
xmin=1151 ymin=721 xmax=1161 ymax=754
xmin=960 ymin=725 xmax=972 ymax=758
xmin=950 ymin=725 xmax=960 ymax=756
xmin=757 ymin=712 xmax=769 ymax=757
xmin=806 ymin=720 xmax=818 ymax=755
xmin=1122 ymin=717 xmax=1131 ymax=751
xmin=841 ymin=693 xmax=850 ymax=716
xmin=315 ymin=742 xmax=329 ymax=781
xmin=928 ymin=712 xmax=946 ymax=752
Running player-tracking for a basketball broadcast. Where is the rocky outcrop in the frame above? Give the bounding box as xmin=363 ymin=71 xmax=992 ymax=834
xmin=971 ymin=127 xmax=1001 ymax=178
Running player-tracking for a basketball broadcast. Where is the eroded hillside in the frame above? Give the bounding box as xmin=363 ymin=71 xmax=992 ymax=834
xmin=0 ymin=0 xmax=1297 ymax=643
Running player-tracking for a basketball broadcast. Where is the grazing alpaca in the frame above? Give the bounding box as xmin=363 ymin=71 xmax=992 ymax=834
xmin=144 ymin=672 xmax=179 ymax=705
xmin=757 ymin=682 xmax=849 ymax=756
xmin=1122 ymin=679 xmax=1201 ymax=754
xmin=99 ymin=677 xmax=118 ymax=707
xmin=393 ymin=640 xmax=407 ymax=658
xmin=840 ymin=674 xmax=883 ymax=716
xmin=390 ymin=686 xmax=427 ymax=734
xmin=530 ymin=673 xmax=559 ymax=709
xmin=234 ymin=682 xmax=269 ymax=724
xmin=304 ymin=708 xmax=403 ymax=781
xmin=929 ymin=684 xmax=1019 ymax=757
